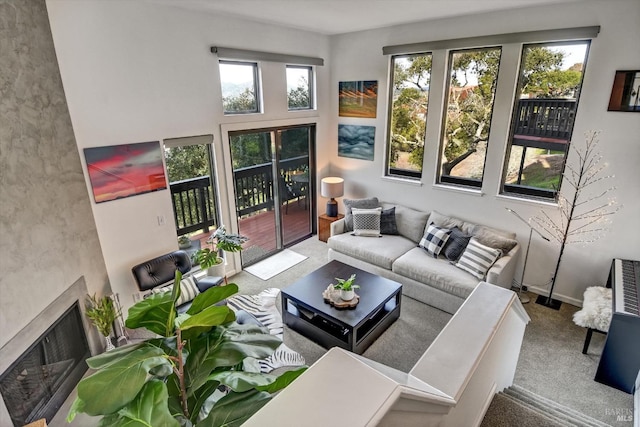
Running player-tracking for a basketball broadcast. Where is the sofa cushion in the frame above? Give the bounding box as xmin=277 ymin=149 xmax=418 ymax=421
xmin=419 ymin=224 xmax=452 ymax=258
xmin=442 ymin=226 xmax=472 ymax=261
xmin=344 ymin=197 xmax=379 ymax=232
xmin=380 ymin=207 xmax=399 ymax=235
xmin=393 ymin=248 xmax=479 ymax=299
xmin=352 ymin=207 xmax=382 ymax=237
xmin=384 ymin=203 xmax=430 ymax=243
xmin=328 ymin=233 xmax=416 ymax=270
xmin=471 ymin=225 xmax=518 ymax=253
xmin=455 ymin=238 xmax=502 ymax=280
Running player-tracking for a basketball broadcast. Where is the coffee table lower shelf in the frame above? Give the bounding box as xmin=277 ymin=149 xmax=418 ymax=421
xmin=282 ymin=293 xmax=401 ymax=354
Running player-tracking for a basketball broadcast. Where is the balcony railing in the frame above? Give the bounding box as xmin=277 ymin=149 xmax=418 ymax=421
xmin=170 ymin=155 xmax=309 ymax=236
xmin=513 ymin=98 xmax=577 ymax=143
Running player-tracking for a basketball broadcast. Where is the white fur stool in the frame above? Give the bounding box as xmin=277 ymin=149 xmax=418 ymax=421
xmin=572 ymin=286 xmax=612 ymax=354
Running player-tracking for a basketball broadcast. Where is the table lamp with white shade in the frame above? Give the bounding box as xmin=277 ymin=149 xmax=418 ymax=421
xmin=321 ymin=177 xmax=344 ymax=217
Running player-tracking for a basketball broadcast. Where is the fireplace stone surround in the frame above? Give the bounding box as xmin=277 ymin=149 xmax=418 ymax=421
xmin=0 ymin=276 xmax=102 ymax=426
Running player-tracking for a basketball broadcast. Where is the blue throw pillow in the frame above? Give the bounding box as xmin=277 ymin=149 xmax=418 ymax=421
xmin=442 ymin=226 xmax=472 ymax=261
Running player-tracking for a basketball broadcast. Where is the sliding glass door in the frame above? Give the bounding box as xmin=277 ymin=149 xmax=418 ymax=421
xmin=229 ymin=124 xmax=315 ymax=267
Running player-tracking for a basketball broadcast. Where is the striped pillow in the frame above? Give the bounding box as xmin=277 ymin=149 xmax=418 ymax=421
xmin=455 ymin=238 xmax=502 ymax=279
xmin=151 ymin=275 xmax=200 ymax=306
xmin=419 ymin=224 xmax=452 ymax=258
xmin=351 ymin=207 xmax=382 ymax=237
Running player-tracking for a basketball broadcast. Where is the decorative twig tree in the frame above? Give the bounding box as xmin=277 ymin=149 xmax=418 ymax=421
xmin=533 ymin=130 xmax=621 ymax=309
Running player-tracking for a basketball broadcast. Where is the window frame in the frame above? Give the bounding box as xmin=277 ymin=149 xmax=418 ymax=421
xmin=436 ymin=46 xmax=503 ymax=189
xmin=501 ymin=40 xmax=591 ymax=200
xmin=286 ymin=65 xmax=314 ymax=111
xmin=385 ymin=52 xmax=433 ymax=180
xmin=219 ymin=60 xmax=261 ymax=115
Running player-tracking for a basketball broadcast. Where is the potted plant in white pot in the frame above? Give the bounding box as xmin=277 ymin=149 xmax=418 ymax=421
xmin=334 ymin=274 xmax=359 ymax=301
xmin=195 ymin=225 xmax=248 ymax=278
xmin=85 ymin=294 xmax=119 ymax=352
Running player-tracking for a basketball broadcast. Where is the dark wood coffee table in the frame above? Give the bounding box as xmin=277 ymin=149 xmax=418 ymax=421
xmin=281 ymin=260 xmax=402 ymax=354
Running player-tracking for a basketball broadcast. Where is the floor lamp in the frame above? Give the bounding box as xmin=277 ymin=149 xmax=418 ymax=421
xmin=506 ymin=208 xmax=550 ymax=304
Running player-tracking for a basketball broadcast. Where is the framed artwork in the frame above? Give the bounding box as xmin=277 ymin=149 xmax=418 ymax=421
xmin=338 ymin=124 xmax=375 ymax=161
xmin=339 ymin=80 xmax=378 ymax=118
xmin=607 ymin=70 xmax=640 ymax=112
xmin=84 ymin=141 xmax=167 ymax=203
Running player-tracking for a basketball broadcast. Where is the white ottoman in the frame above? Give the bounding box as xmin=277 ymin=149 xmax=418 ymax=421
xmin=572 ymin=286 xmax=612 ymax=354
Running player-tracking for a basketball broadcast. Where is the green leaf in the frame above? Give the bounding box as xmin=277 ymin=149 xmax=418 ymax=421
xmin=172 ymin=270 xmax=183 ymax=307
xmin=185 ymin=324 xmax=280 ymax=394
xmin=187 ymin=284 xmax=239 ymax=315
xmin=179 ymin=306 xmax=235 ymax=340
xmin=187 ymin=380 xmax=220 ymax=423
xmin=66 ymin=396 xmax=85 ymax=422
xmin=109 ymin=380 xmax=181 ymax=427
xmin=256 ymin=367 xmax=307 ymax=394
xmin=126 ymin=292 xmax=176 ymax=337
xmin=209 ymin=371 xmax=278 ymax=393
xmin=75 ymin=346 xmax=172 ymax=416
xmin=85 ymin=342 xmax=145 ymax=369
xmin=197 ymin=389 xmax=271 ymax=427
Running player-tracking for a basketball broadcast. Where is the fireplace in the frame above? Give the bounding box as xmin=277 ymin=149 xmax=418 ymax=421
xmin=0 ymin=277 xmax=100 ymax=426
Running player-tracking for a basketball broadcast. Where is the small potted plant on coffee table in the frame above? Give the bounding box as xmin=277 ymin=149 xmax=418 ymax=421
xmin=334 ymin=274 xmax=359 ymax=301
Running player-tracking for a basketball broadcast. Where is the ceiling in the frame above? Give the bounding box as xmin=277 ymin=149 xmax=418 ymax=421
xmin=146 ymin=0 xmax=583 ymax=35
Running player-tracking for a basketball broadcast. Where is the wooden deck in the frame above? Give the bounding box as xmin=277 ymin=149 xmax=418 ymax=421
xmin=190 ymin=198 xmax=313 ymax=266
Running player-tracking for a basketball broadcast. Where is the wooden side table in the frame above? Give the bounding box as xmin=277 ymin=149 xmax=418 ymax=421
xmin=318 ymin=213 xmax=344 ymax=242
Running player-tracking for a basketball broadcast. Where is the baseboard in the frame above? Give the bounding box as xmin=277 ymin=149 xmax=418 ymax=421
xmin=526 ymin=287 xmax=582 ymax=307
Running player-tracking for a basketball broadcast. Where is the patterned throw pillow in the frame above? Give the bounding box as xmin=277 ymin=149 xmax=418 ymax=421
xmin=455 ymin=238 xmax=502 ymax=280
xmin=150 ymin=275 xmax=200 ymax=306
xmin=380 ymin=207 xmax=399 ymax=235
xmin=343 ymin=197 xmax=380 ymax=232
xmin=442 ymin=226 xmax=472 ymax=261
xmin=419 ymin=224 xmax=452 ymax=258
xmin=351 ymin=207 xmax=382 ymax=237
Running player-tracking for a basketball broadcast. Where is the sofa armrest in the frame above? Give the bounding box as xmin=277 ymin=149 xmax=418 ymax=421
xmin=486 ymin=243 xmax=520 ymax=289
xmin=330 ymin=218 xmax=346 ymax=236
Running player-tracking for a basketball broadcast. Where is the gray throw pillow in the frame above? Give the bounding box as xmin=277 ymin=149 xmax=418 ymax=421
xmin=472 ymin=225 xmax=518 ymax=254
xmin=343 ymin=197 xmax=379 ymax=232
xmin=442 ymin=227 xmax=472 ymax=261
xmin=380 ymin=207 xmax=398 ymax=235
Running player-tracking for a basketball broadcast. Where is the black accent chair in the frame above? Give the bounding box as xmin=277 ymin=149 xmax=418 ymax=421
xmin=131 ymin=250 xmax=223 ymax=313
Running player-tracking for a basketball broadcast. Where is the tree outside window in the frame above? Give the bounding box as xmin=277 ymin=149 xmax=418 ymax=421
xmin=438 ymin=47 xmax=502 ymax=187
xmin=219 ymin=60 xmax=260 ymax=114
xmin=287 ymin=65 xmax=313 ymax=110
xmin=386 ymin=53 xmax=432 ymax=179
xmin=503 ymin=42 xmax=589 ymax=199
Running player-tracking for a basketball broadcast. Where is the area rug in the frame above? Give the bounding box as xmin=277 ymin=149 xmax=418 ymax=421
xmin=226 ymin=288 xmax=305 ymax=373
xmin=244 ymin=249 xmax=307 ymax=281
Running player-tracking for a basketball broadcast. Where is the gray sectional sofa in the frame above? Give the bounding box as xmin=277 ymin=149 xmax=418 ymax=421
xmin=327 ymin=199 xmax=520 ymax=314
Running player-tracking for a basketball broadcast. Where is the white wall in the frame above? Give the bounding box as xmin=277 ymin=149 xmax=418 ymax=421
xmin=46 ymin=0 xmax=639 ymax=310
xmin=328 ymin=0 xmax=640 ymax=305
xmin=46 ymin=1 xmax=331 ymax=311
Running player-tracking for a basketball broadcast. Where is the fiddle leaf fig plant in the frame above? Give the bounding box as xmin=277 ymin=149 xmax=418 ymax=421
xmin=68 ymin=271 xmax=306 ymax=426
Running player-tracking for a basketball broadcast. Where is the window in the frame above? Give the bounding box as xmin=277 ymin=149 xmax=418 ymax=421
xmin=219 ymin=60 xmax=260 ymax=114
xmin=287 ymin=65 xmax=313 ymax=110
xmin=438 ymin=47 xmax=502 ymax=188
xmin=386 ymin=53 xmax=432 ymax=179
xmin=502 ymin=42 xmax=590 ymax=199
